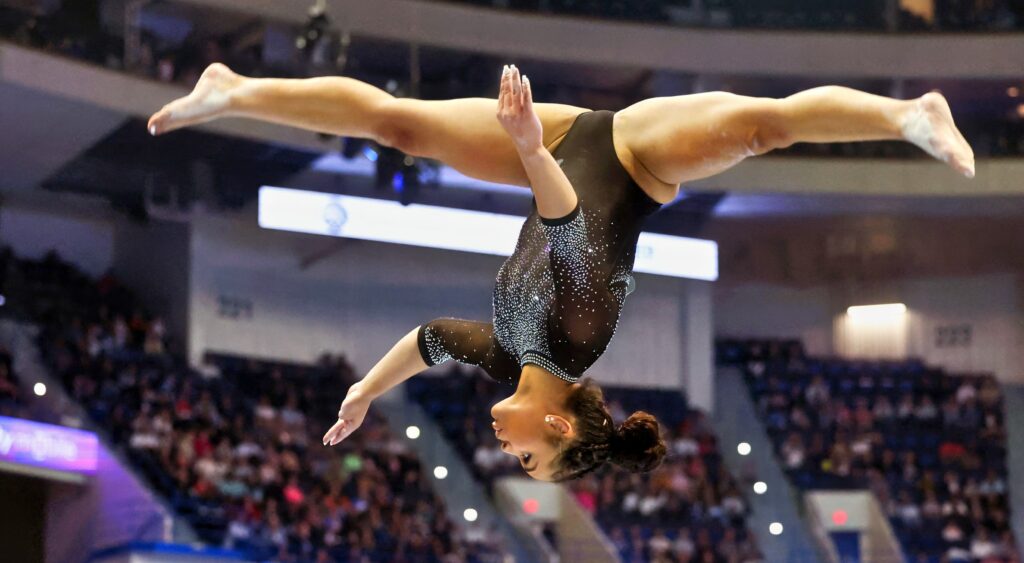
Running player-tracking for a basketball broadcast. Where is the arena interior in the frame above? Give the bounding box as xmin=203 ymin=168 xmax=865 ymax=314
xmin=1 ymin=1 xmax=1023 ymax=562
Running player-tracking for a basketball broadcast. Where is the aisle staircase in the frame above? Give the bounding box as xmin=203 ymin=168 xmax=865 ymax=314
xmin=712 ymin=366 xmax=823 ymax=562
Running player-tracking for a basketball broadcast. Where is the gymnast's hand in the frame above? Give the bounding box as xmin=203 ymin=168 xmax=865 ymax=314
xmin=497 ymin=65 xmax=543 ymax=152
xmin=322 ymin=380 xmax=372 ymax=446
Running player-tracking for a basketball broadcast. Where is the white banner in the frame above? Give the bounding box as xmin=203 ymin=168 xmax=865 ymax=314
xmin=258 ymin=186 xmax=718 ymax=281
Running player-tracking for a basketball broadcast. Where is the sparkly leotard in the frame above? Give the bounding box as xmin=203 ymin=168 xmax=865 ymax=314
xmin=417 ymin=111 xmax=662 ymax=385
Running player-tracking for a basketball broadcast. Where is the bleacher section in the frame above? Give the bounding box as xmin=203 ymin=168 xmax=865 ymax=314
xmin=4 ymin=245 xmax=505 ymax=562
xmin=717 ymin=338 xmax=1018 ymax=562
xmin=407 ymin=367 xmax=763 ymax=562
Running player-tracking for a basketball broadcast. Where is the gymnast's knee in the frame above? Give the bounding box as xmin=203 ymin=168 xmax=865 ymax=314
xmin=748 ymin=102 xmax=795 ymax=154
xmin=372 ymin=100 xmax=423 ymax=155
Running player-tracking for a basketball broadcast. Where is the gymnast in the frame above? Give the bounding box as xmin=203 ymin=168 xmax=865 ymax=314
xmin=149 ymin=63 xmax=973 ymax=481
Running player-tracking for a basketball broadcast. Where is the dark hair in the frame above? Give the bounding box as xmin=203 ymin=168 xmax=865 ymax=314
xmin=552 ymin=378 xmax=667 ymax=481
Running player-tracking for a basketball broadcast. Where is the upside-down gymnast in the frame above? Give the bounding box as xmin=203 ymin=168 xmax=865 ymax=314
xmin=149 ymin=63 xmax=973 ymax=481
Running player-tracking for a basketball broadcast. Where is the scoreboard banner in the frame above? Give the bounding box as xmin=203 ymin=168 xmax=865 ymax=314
xmin=0 ymin=416 xmax=98 ymax=474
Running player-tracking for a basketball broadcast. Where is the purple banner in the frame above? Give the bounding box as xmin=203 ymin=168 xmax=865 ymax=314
xmin=0 ymin=416 xmax=98 ymax=474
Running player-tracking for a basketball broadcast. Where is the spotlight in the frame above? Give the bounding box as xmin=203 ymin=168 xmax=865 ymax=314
xmin=433 ymin=466 xmax=448 ymax=479
xmin=397 ymin=160 xmax=421 ymax=207
xmin=362 ymin=145 xmax=379 ymax=162
xmin=463 ymin=508 xmax=478 ymax=522
xmin=753 ymin=481 xmax=767 ymax=495
xmin=846 ymin=303 xmax=906 ymax=320
xmin=405 ymin=426 xmax=421 ymax=439
xmin=737 ymin=442 xmax=751 ymax=456
xmin=769 ymin=522 xmax=784 ymax=536
xmin=34 ymin=382 xmax=47 ymax=397
xmin=0 ymin=294 xmax=5 ymax=307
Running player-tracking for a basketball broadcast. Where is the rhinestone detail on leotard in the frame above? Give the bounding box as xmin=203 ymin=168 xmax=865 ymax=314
xmin=420 ymin=204 xmax=633 ymax=384
xmin=415 ymin=110 xmax=662 ymax=386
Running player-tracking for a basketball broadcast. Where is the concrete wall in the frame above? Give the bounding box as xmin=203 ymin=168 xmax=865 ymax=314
xmin=187 ymin=210 xmax=713 ymax=400
xmin=715 ymin=283 xmax=835 ymax=356
xmin=715 ymin=274 xmax=1024 ymax=383
xmin=0 ymin=201 xmax=116 ymax=277
xmin=113 ymin=220 xmax=191 ymax=352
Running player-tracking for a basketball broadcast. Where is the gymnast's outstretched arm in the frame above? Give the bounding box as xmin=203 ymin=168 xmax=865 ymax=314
xmin=322 ymin=327 xmax=425 ymax=446
xmin=496 ymin=65 xmax=577 ymax=221
xmin=322 ymin=319 xmax=520 ymax=445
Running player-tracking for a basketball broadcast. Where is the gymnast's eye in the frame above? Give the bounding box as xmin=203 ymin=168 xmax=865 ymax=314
xmin=522 ymin=453 xmax=532 ymax=463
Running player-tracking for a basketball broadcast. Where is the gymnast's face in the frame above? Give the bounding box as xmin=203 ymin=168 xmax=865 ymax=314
xmin=490 ymin=392 xmax=573 ymax=482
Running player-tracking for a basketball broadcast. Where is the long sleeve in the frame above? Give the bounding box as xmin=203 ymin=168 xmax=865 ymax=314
xmin=417 ymin=319 xmax=521 ymax=384
xmin=539 ymin=205 xmax=623 ymax=379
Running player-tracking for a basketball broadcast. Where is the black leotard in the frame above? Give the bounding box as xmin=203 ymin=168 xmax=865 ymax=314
xmin=417 ymin=111 xmax=662 ymax=385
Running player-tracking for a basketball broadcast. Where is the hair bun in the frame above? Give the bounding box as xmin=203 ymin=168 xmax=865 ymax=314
xmin=609 ymin=411 xmax=666 ymax=473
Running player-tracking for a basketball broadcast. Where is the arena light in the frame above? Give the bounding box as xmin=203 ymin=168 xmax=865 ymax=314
xmin=769 ymin=522 xmax=784 ymax=536
xmin=433 ymin=466 xmax=448 ymax=479
xmin=832 ymin=510 xmax=848 ymax=526
xmin=405 ymin=426 xmax=421 ymax=439
xmin=737 ymin=442 xmax=751 ymax=456
xmin=0 ymin=294 xmax=6 ymax=307
xmin=258 ymin=186 xmax=719 ymax=281
xmin=463 ymin=508 xmax=478 ymax=522
xmin=753 ymin=481 xmax=767 ymax=495
xmin=33 ymin=383 xmax=46 ymax=397
xmin=846 ymin=303 xmax=906 ymax=320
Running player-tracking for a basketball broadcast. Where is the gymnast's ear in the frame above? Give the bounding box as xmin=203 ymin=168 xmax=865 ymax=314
xmin=544 ymin=414 xmax=574 ymax=438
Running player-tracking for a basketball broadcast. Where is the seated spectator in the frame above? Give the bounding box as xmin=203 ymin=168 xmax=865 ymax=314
xmin=647 ymin=528 xmax=671 ymax=559
xmin=873 ymin=396 xmax=895 ymax=422
xmin=2 ymin=247 xmax=503 ymax=561
xmin=805 ymin=375 xmax=830 ymax=407
xmin=721 ymin=338 xmax=1016 ymax=561
xmin=915 ymin=395 xmax=939 ymax=421
xmin=781 ymin=432 xmax=807 ymax=469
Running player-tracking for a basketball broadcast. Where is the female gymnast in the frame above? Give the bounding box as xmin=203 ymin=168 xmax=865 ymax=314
xmin=149 ymin=63 xmax=973 ymax=481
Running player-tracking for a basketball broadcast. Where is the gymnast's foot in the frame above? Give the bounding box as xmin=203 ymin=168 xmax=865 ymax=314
xmin=147 ymin=63 xmax=243 ymax=136
xmin=900 ymin=92 xmax=975 ymax=178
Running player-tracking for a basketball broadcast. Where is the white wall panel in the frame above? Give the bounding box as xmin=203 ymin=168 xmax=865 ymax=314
xmin=0 ymin=203 xmax=115 ymax=277
xmin=189 ymin=212 xmax=706 ymax=391
xmin=716 ymin=275 xmax=1024 ymax=383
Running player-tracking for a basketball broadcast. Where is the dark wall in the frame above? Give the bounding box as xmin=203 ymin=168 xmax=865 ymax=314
xmin=0 ymin=472 xmax=46 ymax=563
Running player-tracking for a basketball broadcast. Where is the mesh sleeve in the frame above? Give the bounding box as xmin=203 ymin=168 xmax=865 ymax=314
xmin=541 ymin=205 xmax=621 ymax=378
xmin=417 ymin=319 xmax=521 ymax=384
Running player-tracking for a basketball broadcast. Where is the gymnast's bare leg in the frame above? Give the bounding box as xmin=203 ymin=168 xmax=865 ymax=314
xmin=148 ymin=64 xmax=974 ymax=204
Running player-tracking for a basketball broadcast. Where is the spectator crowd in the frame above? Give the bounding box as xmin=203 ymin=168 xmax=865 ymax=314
xmin=3 ymin=245 xmax=505 ymax=562
xmin=407 ymin=368 xmax=764 ymax=562
xmin=718 ymin=338 xmax=1019 ymax=563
